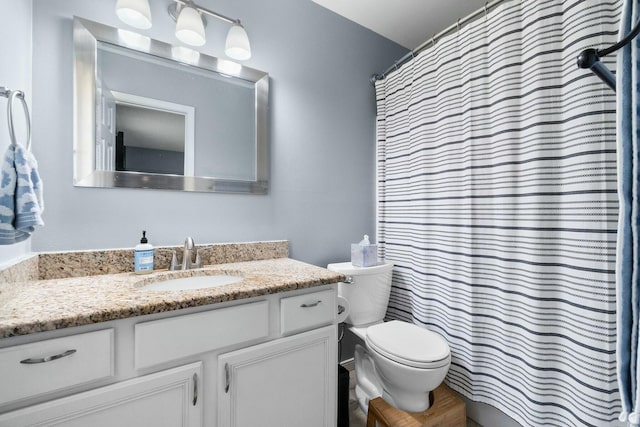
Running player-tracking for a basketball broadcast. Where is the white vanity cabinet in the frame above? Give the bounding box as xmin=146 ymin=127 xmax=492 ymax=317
xmin=215 ymin=290 xmax=338 ymax=427
xmin=0 ymin=284 xmax=338 ymax=427
xmin=134 ymin=300 xmax=270 ymax=370
xmin=218 ymin=325 xmax=337 ymax=427
xmin=0 ymin=362 xmax=202 ymax=427
xmin=0 ymin=329 xmax=114 ymax=407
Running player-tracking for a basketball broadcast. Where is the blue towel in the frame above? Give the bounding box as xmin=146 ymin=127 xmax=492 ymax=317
xmin=0 ymin=143 xmax=43 ymax=244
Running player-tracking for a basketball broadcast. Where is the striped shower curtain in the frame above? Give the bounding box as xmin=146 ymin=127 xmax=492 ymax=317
xmin=376 ymin=1 xmax=621 ymax=426
xmin=616 ymin=0 xmax=640 ymax=425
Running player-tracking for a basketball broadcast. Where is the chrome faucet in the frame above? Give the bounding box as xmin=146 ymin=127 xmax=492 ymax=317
xmin=169 ymin=237 xmax=202 ymax=270
xmin=182 ymin=237 xmax=195 ymax=270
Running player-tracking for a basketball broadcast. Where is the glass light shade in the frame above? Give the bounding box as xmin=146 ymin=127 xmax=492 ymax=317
xmin=117 ymin=29 xmax=151 ymax=50
xmin=171 ymin=46 xmax=200 ymax=64
xmin=116 ymin=0 xmax=152 ymax=30
xmin=225 ymin=23 xmax=251 ymax=61
xmin=175 ymin=6 xmax=206 ymax=47
xmin=218 ymin=59 xmax=242 ymax=76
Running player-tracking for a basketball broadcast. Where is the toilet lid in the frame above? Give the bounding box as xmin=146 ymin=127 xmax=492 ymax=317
xmin=366 ymin=320 xmax=450 ymax=369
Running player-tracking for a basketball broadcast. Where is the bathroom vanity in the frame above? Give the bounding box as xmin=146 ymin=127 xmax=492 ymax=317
xmin=0 ymin=243 xmax=342 ymax=427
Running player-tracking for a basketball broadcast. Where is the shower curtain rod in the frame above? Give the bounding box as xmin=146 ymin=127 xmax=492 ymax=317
xmin=577 ymin=16 xmax=640 ymax=92
xmin=370 ymin=0 xmax=506 ymax=84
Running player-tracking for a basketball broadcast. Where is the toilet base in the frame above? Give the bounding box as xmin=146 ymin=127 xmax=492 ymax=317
xmin=365 ymin=384 xmax=466 ymax=427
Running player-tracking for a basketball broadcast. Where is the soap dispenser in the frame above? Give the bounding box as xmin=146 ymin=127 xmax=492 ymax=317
xmin=134 ymin=230 xmax=154 ymax=274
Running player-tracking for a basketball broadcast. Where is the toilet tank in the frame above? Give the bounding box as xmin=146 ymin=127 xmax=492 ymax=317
xmin=327 ymin=262 xmax=393 ymax=327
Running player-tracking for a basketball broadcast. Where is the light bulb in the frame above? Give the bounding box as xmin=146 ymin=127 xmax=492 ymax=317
xmin=218 ymin=59 xmax=242 ymax=76
xmin=175 ymin=6 xmax=206 ymax=47
xmin=225 ymin=23 xmax=251 ymax=61
xmin=116 ymin=0 xmax=152 ymax=30
xmin=171 ymin=46 xmax=200 ymax=64
xmin=117 ymin=29 xmax=151 ymax=50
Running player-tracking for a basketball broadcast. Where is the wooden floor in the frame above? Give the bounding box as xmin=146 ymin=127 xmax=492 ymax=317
xmin=345 ymin=362 xmax=482 ymax=427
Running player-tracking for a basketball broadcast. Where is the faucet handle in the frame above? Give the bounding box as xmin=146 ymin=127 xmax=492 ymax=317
xmin=169 ymin=250 xmax=180 ymax=271
xmin=193 ymin=251 xmax=202 ymax=269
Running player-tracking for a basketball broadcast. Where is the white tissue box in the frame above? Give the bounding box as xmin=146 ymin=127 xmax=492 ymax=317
xmin=351 ymin=243 xmax=378 ymax=267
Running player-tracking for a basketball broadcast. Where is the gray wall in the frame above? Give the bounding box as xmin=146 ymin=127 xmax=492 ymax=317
xmin=0 ymin=0 xmax=32 ymax=265
xmin=30 ymin=0 xmax=407 ymax=266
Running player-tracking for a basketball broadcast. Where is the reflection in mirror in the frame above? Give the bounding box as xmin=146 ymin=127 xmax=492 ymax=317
xmin=115 ymin=104 xmax=187 ymax=175
xmin=100 ymin=90 xmax=193 ymax=175
xmin=73 ymin=18 xmax=269 ymax=194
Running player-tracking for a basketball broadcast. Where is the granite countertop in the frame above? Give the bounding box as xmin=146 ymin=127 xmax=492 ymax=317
xmin=0 ymin=258 xmax=344 ymax=339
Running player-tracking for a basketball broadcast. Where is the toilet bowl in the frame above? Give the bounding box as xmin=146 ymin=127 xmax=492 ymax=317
xmin=328 ymin=262 xmax=451 ymax=413
xmin=361 ymin=320 xmax=451 ymax=412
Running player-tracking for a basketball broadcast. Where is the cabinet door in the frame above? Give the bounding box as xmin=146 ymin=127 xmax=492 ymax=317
xmin=218 ymin=325 xmax=337 ymax=427
xmin=0 ymin=362 xmax=202 ymax=427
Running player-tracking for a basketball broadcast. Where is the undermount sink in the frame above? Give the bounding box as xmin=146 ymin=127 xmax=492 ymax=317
xmin=140 ymin=274 xmax=243 ymax=291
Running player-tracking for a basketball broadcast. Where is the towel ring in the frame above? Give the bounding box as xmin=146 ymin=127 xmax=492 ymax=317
xmin=7 ymin=90 xmax=31 ymax=151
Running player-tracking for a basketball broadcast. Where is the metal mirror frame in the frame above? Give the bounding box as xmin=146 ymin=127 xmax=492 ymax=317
xmin=73 ymin=17 xmax=269 ymax=194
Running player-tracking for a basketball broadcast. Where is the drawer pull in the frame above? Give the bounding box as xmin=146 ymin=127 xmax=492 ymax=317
xmin=224 ymin=363 xmax=230 ymax=393
xmin=300 ymin=300 xmax=322 ymax=308
xmin=20 ymin=349 xmax=77 ymax=364
xmin=192 ymin=373 xmax=198 ymax=406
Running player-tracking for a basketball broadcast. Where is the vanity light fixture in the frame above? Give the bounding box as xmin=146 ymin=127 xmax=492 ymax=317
xmin=175 ymin=3 xmax=206 ymax=46
xmin=168 ymin=0 xmax=252 ymax=60
xmin=225 ymin=22 xmax=251 ymax=61
xmin=115 ymin=0 xmax=152 ymax=29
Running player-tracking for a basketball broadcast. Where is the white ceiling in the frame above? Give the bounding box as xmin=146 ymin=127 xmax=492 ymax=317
xmin=311 ymin=0 xmax=488 ymax=50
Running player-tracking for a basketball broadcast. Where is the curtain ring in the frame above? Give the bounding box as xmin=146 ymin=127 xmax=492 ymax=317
xmin=431 ymin=35 xmax=436 ymax=48
xmin=484 ymin=2 xmax=489 ymax=21
xmin=7 ymin=90 xmax=31 ymax=151
xmin=457 ymin=18 xmax=461 ymax=33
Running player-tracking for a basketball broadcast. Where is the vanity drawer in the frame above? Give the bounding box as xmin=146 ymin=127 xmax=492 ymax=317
xmin=0 ymin=329 xmax=114 ymax=405
xmin=135 ymin=300 xmax=269 ymax=369
xmin=280 ymin=289 xmax=336 ymax=336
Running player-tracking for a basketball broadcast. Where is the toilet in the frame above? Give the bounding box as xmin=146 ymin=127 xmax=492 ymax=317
xmin=328 ymin=261 xmax=451 ymax=413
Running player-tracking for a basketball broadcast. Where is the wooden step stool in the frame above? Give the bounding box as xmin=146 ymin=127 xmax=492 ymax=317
xmin=366 ymin=384 xmax=466 ymax=427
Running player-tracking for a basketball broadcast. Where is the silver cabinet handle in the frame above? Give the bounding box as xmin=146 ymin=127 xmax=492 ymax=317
xmin=192 ymin=373 xmax=198 ymax=406
xmin=342 ymin=276 xmax=353 ymax=284
xmin=20 ymin=349 xmax=76 ymax=364
xmin=300 ymin=300 xmax=322 ymax=308
xmin=224 ymin=363 xmax=230 ymax=393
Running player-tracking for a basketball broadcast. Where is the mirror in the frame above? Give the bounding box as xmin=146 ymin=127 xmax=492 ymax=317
xmin=73 ymin=18 xmax=268 ymax=194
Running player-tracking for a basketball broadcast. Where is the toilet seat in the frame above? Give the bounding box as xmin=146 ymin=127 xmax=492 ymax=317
xmin=366 ymin=320 xmax=450 ymax=369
